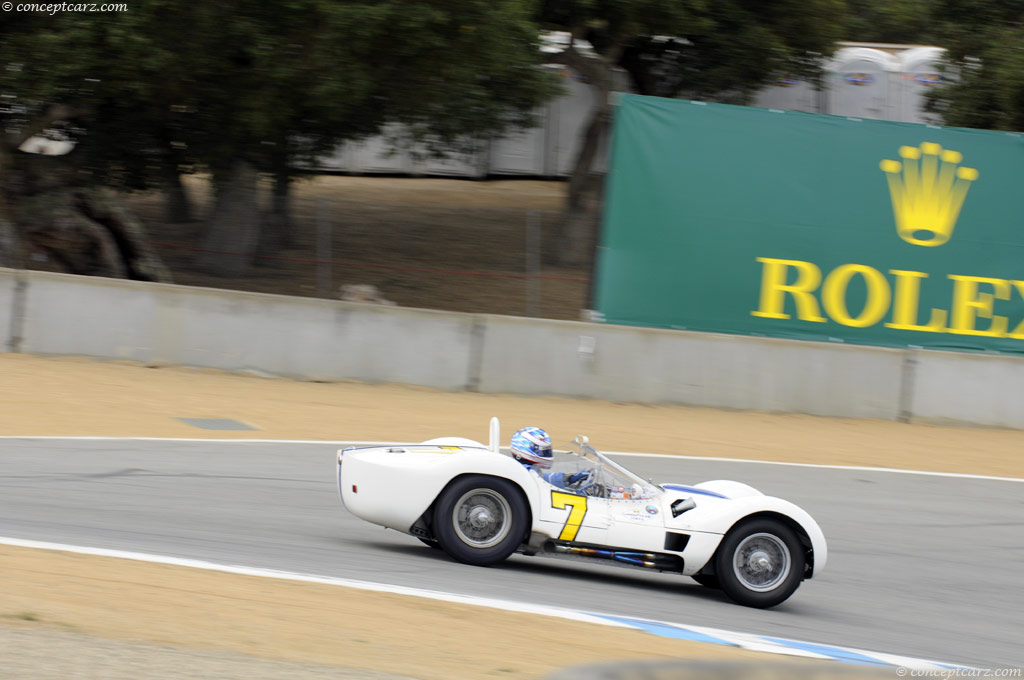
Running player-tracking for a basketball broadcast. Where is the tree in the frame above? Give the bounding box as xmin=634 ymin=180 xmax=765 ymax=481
xmin=190 ymin=2 xmax=561 ymax=274
xmin=844 ymin=0 xmax=934 ymax=45
xmin=926 ymin=0 xmax=1024 ymax=132
xmin=2 ymin=1 xmax=558 ymax=277
xmin=1 ymin=12 xmax=83 ymax=270
xmin=156 ymin=0 xmax=559 ymax=276
xmin=536 ymin=0 xmax=848 ymax=266
xmin=0 ymin=10 xmax=175 ymax=280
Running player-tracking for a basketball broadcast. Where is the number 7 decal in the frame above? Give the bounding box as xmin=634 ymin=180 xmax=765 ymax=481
xmin=551 ymin=491 xmax=588 ymax=541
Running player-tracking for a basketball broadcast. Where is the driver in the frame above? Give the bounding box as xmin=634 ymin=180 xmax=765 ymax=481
xmin=510 ymin=426 xmax=594 ymax=491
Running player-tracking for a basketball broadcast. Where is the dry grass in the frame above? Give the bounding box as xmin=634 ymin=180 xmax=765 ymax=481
xmin=5 ymin=352 xmax=1024 ymax=478
xmin=118 ymin=175 xmax=589 ymax=320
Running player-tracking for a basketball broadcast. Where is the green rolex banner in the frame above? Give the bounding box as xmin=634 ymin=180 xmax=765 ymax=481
xmin=594 ymin=93 xmax=1024 ymax=354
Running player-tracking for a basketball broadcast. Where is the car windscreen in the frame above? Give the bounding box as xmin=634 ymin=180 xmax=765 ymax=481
xmin=550 ymin=445 xmax=660 ymax=500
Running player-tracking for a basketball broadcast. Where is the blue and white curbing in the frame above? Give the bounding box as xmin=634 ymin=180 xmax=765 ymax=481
xmin=0 ymin=536 xmax=969 ymax=671
xmin=589 ymin=615 xmax=967 ymax=669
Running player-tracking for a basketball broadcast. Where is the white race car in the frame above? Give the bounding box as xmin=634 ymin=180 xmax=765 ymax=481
xmin=337 ymin=418 xmax=826 ymax=608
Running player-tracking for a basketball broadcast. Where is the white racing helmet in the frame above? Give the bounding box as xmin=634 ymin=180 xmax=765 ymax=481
xmin=510 ymin=427 xmax=553 ymax=468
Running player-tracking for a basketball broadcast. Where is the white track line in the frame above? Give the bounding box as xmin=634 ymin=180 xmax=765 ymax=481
xmin=0 ymin=536 xmax=646 ymax=629
xmin=0 ymin=536 xmax=966 ymax=670
xmin=0 ymin=436 xmax=395 ymax=445
xmin=2 ymin=436 xmax=1022 ymax=483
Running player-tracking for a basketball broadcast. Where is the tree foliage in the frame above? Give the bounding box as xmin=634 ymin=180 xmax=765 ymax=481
xmin=3 ymin=1 xmax=556 ymax=183
xmin=1 ymin=1 xmax=558 ymax=274
xmin=539 ymin=0 xmax=846 ymax=100
xmin=926 ymin=0 xmax=1024 ymax=132
xmin=844 ymin=0 xmax=933 ymax=45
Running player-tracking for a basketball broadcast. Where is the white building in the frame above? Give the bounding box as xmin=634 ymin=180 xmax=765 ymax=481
xmin=320 ymin=42 xmax=948 ymax=178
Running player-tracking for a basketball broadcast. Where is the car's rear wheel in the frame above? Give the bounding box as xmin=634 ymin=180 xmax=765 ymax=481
xmin=714 ymin=518 xmax=805 ymax=608
xmin=433 ymin=475 xmax=527 ymax=567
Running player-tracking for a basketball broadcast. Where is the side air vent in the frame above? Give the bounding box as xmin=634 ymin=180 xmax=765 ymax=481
xmin=664 ymin=532 xmax=691 ymax=552
xmin=671 ymin=497 xmax=696 ymax=517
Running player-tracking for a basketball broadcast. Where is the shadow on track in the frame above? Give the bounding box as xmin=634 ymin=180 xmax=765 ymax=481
xmin=352 ymin=537 xmax=734 ymax=605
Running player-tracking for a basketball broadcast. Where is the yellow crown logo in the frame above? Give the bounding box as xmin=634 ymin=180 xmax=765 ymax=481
xmin=879 ymin=142 xmax=979 ymax=247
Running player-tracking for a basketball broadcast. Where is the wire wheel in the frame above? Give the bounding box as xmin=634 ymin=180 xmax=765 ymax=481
xmin=731 ymin=532 xmax=791 ymax=592
xmin=452 ymin=488 xmax=512 ymax=549
xmin=433 ymin=475 xmax=528 ymax=566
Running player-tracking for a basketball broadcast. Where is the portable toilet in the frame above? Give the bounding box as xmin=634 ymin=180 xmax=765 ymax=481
xmin=826 ymin=47 xmax=898 ymax=120
xmin=894 ymin=46 xmax=946 ymax=124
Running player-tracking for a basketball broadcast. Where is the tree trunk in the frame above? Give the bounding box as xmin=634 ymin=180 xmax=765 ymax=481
xmin=0 ymin=163 xmax=24 ymax=269
xmin=11 ymin=185 xmax=173 ymax=282
xmin=554 ymin=104 xmax=611 ymax=267
xmin=551 ymin=35 xmax=622 ymax=269
xmin=77 ymin=190 xmax=174 ymax=282
xmin=0 ymin=146 xmax=24 ymax=269
xmin=195 ymin=161 xmax=260 ymax=277
xmin=258 ymin=164 xmax=291 ymax=259
xmin=0 ymin=216 xmax=24 ymax=269
xmin=162 ymin=166 xmax=195 ymax=224
xmin=16 ymin=190 xmax=128 ymax=278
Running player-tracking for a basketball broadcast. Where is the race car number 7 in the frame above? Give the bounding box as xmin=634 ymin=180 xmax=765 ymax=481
xmin=551 ymin=491 xmax=588 ymax=541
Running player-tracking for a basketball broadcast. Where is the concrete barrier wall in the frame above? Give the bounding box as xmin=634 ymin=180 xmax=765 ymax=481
xmin=18 ymin=270 xmax=476 ymax=390
xmin=476 ymin=315 xmax=905 ymax=419
xmin=5 ymin=268 xmax=1024 ymax=428
xmin=0 ymin=269 xmax=17 ymax=352
xmin=22 ymin=272 xmax=162 ymax=361
xmin=911 ymin=352 xmax=1024 ymax=429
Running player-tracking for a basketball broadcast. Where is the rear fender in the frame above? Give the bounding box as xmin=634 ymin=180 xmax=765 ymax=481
xmin=340 ymin=446 xmax=540 ymax=535
xmin=414 ymin=472 xmax=536 ymax=543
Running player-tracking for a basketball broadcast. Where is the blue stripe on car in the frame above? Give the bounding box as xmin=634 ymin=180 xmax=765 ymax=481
xmin=662 ymin=484 xmax=729 ymax=499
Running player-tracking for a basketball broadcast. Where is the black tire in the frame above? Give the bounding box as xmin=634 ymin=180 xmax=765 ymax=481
xmin=432 ymin=475 xmax=528 ymax=567
xmin=714 ymin=518 xmax=805 ymax=608
xmin=691 ymin=573 xmax=720 ymax=589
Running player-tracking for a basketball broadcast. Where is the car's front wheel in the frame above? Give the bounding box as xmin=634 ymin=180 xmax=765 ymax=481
xmin=714 ymin=517 xmax=805 ymax=608
xmin=432 ymin=475 xmax=528 ymax=567
xmin=691 ymin=573 xmax=720 ymax=589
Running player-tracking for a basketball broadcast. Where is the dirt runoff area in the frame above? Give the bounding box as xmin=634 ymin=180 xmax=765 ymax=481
xmin=2 ymin=353 xmax=1023 ymax=680
xmin=3 ymin=353 xmax=1023 ymax=477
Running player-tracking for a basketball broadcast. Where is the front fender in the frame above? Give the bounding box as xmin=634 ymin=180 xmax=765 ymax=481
xmin=666 ymin=494 xmax=827 ymax=577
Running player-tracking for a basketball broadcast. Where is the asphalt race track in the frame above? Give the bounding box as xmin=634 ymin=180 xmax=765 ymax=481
xmin=1 ymin=439 xmax=1021 ymax=669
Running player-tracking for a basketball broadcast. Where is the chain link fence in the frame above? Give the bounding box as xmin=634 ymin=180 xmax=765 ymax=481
xmin=112 ymin=175 xmax=590 ymax=320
